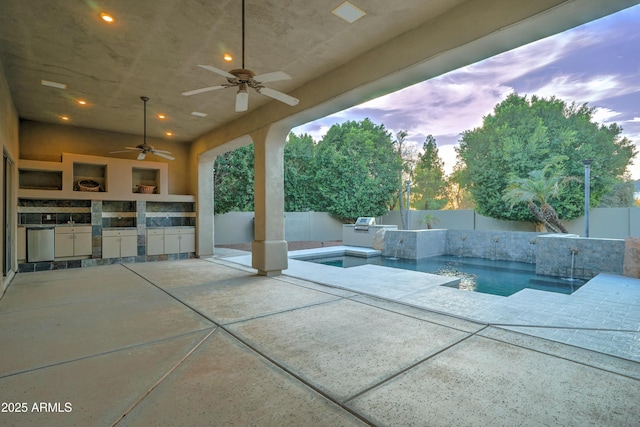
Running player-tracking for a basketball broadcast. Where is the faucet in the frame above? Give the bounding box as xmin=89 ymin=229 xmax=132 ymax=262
xmin=68 ymin=215 xmax=75 ymax=224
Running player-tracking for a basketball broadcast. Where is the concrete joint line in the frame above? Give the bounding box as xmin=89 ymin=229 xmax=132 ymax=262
xmin=123 ymin=265 xmax=221 ymax=327
xmin=217 ymin=323 xmax=376 ymax=426
xmin=221 ymin=297 xmax=348 ymax=327
xmin=482 ymin=328 xmax=640 ymax=380
xmin=490 ymin=322 xmax=639 ymax=333
xmin=0 ymin=327 xmax=215 ymax=380
xmin=342 ymin=326 xmax=489 ymax=406
xmin=111 ymin=327 xmax=218 ymax=427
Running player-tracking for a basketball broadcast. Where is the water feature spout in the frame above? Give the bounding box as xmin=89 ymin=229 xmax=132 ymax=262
xmin=563 ymin=247 xmax=581 ymax=286
xmin=390 ymin=238 xmax=403 ymax=260
xmin=528 ymin=238 xmax=536 ymax=264
xmin=460 ymin=235 xmax=467 ymax=257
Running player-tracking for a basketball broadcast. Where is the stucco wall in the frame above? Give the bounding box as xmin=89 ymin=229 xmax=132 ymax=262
xmin=1 ymin=59 xmax=20 ymax=291
xmin=214 ymin=212 xmax=343 ymax=245
xmin=19 ymin=121 xmax=192 ymax=195
xmin=381 ymin=208 xmax=638 ymax=238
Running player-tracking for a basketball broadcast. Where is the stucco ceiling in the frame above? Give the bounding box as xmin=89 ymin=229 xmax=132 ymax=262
xmin=0 ymin=0 xmax=637 ymax=146
xmin=0 ymin=0 xmax=468 ymax=142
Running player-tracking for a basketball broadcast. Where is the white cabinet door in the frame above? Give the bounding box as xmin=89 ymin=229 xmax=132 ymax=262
xmin=102 ymin=236 xmax=121 ymax=259
xmin=146 ymin=230 xmax=164 ymax=256
xmin=164 ymin=231 xmax=180 ymax=254
xmin=55 ymin=230 xmax=74 ymax=258
xmin=74 ymin=232 xmax=93 ymax=256
xmin=121 ymin=235 xmax=138 ymax=258
xmin=179 ymin=230 xmax=195 ymax=253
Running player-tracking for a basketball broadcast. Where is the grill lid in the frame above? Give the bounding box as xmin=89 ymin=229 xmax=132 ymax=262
xmin=354 ymin=217 xmax=376 ymax=231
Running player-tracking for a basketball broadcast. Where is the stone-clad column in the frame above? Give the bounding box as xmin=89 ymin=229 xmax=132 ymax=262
xmin=251 ymin=125 xmax=289 ymax=276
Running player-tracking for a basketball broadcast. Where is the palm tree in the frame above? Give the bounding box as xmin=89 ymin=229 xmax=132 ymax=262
xmin=502 ymin=168 xmax=576 ymax=233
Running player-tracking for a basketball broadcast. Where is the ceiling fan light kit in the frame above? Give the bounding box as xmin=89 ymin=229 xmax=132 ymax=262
xmin=182 ymin=0 xmax=299 ymax=112
xmin=110 ymin=96 xmax=175 ymax=161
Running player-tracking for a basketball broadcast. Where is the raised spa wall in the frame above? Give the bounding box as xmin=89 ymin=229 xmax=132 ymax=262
xmin=380 ymin=229 xmax=628 ymax=280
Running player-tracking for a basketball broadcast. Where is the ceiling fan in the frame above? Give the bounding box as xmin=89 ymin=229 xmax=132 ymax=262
xmin=111 ymin=96 xmax=175 ymax=161
xmin=182 ymin=0 xmax=299 ymax=112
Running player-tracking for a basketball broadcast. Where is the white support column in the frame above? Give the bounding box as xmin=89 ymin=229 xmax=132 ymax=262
xmin=196 ymin=158 xmax=215 ymax=257
xmin=251 ymin=125 xmax=289 ymax=276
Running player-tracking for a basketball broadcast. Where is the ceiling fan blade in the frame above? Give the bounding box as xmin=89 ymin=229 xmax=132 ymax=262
xmin=151 ymin=149 xmax=172 ymax=154
xmin=197 ymin=64 xmax=236 ymax=79
xmin=110 ymin=150 xmax=136 ymax=154
xmin=235 ymin=90 xmax=249 ymax=112
xmin=182 ymin=85 xmax=227 ymax=96
xmin=152 ymin=151 xmax=175 ymax=160
xmin=137 ymin=152 xmax=146 ymax=160
xmin=253 ymin=71 xmax=291 ymax=83
xmin=257 ymin=87 xmax=299 ymax=106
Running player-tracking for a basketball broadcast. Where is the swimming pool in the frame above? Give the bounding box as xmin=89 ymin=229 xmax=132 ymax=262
xmin=304 ymin=255 xmax=584 ymax=297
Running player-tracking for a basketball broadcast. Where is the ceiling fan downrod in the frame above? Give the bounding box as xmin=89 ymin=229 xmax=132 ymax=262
xmin=141 ymin=96 xmax=149 ymax=145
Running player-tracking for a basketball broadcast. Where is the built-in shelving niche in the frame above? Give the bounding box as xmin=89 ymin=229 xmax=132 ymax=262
xmin=132 ymin=167 xmax=160 ymax=194
xmin=19 ymin=169 xmax=63 ymax=191
xmin=73 ymin=162 xmax=107 ymax=192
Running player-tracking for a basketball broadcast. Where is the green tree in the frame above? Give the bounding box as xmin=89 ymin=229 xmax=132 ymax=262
xmin=313 ymin=119 xmax=402 ymax=222
xmin=392 ymin=130 xmax=417 ymax=229
xmin=284 ymin=132 xmax=317 ymax=211
xmin=213 ymin=145 xmax=254 ymax=214
xmin=597 ymin=180 xmax=637 ymax=207
xmin=457 ymin=94 xmax=637 ymax=221
xmin=412 ymin=135 xmax=447 ymax=209
xmin=502 ymin=166 xmax=575 ymax=232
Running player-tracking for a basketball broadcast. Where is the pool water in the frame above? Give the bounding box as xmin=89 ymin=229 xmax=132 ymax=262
xmin=305 ymin=255 xmax=584 ymax=297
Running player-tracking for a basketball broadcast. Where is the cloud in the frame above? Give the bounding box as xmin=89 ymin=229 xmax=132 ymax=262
xmin=592 ymin=107 xmax=623 ymax=124
xmin=532 ymin=74 xmax=639 ymax=105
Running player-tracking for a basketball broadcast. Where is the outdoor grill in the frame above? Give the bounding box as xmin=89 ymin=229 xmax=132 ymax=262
xmin=354 ymin=217 xmax=376 ymax=232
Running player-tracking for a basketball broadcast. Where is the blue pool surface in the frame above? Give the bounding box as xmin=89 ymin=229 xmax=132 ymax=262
xmin=304 ymin=255 xmax=584 ymax=297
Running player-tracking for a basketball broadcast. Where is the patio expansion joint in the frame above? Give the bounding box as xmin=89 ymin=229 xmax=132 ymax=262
xmin=345 ymin=294 xmax=488 ymax=335
xmin=220 ymin=296 xmax=351 ymax=327
xmin=340 ymin=326 xmax=490 ymax=407
xmin=487 ymin=322 xmax=639 ymax=334
xmin=0 ymin=327 xmax=217 ymax=380
xmin=481 ymin=326 xmax=640 ymax=381
xmin=214 ymin=322 xmax=377 ymax=427
xmin=111 ymin=328 xmax=218 ymax=426
xmin=123 ymin=265 xmax=224 ymax=327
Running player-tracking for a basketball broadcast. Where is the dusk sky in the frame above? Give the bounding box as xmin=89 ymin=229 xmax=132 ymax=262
xmin=292 ymin=4 xmax=640 ymax=179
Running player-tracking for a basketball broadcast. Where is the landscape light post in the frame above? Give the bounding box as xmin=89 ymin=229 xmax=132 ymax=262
xmin=405 ymin=180 xmax=411 ymax=230
xmin=582 ymin=159 xmax=593 ymax=238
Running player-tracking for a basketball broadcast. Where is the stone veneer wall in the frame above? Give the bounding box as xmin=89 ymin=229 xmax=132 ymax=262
xmin=446 ymin=230 xmax=543 ymax=263
xmin=536 ymin=234 xmax=625 ymax=280
xmin=381 ymin=229 xmax=627 ymax=280
xmin=382 ymin=230 xmax=447 ymax=259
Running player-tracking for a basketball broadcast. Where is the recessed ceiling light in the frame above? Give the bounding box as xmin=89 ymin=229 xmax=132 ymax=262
xmin=332 ymin=1 xmax=366 ymax=23
xmin=100 ymin=13 xmax=114 ymax=23
xmin=191 ymin=111 xmax=207 ymax=117
xmin=77 ymin=100 xmax=87 ymax=105
xmin=157 ymin=114 xmax=166 ymax=119
xmin=165 ymin=131 xmax=173 ymax=136
xmin=223 ymin=53 xmax=233 ymax=62
xmin=60 ymin=115 xmax=70 ymax=121
xmin=41 ymin=80 xmax=67 ymax=89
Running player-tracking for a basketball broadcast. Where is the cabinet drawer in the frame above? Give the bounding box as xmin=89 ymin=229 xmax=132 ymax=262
xmin=56 ymin=226 xmax=91 ymax=234
xmin=103 ymin=229 xmax=137 ymax=238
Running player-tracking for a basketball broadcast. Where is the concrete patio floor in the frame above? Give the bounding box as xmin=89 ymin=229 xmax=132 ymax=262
xmin=1 ymin=256 xmax=639 ymax=426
